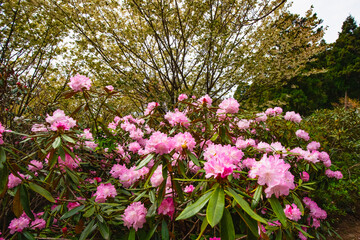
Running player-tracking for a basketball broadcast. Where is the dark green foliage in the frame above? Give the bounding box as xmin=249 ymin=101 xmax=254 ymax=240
xmin=301 ymin=107 xmax=360 ymax=217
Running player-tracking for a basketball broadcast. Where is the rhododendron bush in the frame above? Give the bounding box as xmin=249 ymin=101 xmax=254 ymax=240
xmin=0 ymin=77 xmax=343 ymax=239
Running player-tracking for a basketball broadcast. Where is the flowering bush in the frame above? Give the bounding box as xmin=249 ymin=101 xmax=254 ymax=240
xmin=0 ymin=77 xmax=344 ymax=239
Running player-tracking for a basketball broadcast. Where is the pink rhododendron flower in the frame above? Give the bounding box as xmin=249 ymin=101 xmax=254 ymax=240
xmin=144 ymin=102 xmax=159 ymax=115
xmin=209 ymin=238 xmax=221 ymax=240
xmin=249 ymin=154 xmax=295 ymax=198
xmin=296 ymin=130 xmax=310 ymax=141
xmin=67 ymin=202 xmax=81 ymax=211
xmin=178 ymin=94 xmax=188 ymax=101
xmin=203 ymin=144 xmax=243 ymax=179
xmin=8 ymin=172 xmax=24 ymax=189
xmin=58 ymin=153 xmax=81 ymax=171
xmin=150 ymin=165 xmax=164 ymax=187
xmin=197 ymin=94 xmax=212 ymax=107
xmin=158 ymin=198 xmax=175 ymax=219
xmin=164 ymin=109 xmax=190 ymax=127
xmin=128 ymin=142 xmax=141 ymax=153
xmin=122 ymin=202 xmax=147 ymax=231
xmin=105 ymin=85 xmax=114 ymax=92
xmin=9 ymin=216 xmax=30 ymax=234
xmin=173 ymin=132 xmax=196 ymax=152
xmin=110 ymin=164 xmax=148 ymax=188
xmin=237 ymin=119 xmax=252 ymax=130
xmin=184 ymin=185 xmax=195 ymax=193
xmin=256 ymin=142 xmax=272 ymax=152
xmin=45 ymin=109 xmax=76 ymax=131
xmin=94 ymin=183 xmax=117 ymax=203
xmin=235 ymin=138 xmax=256 ymax=149
xmin=31 ymin=123 xmax=48 ymax=132
xmin=68 ymin=74 xmax=91 ymax=92
xmin=28 ymin=160 xmax=43 ymax=172
xmin=30 ymin=218 xmax=46 ymax=230
xmin=325 ymin=169 xmax=343 ymax=179
xmin=300 ymin=171 xmax=310 ymax=182
xmin=307 ymin=141 xmax=320 ymax=151
xmin=255 ymin=112 xmax=267 ymax=122
xmin=218 ymin=97 xmax=240 ymax=114
xmin=284 ymin=203 xmax=302 ymax=221
xmin=303 ymin=197 xmax=327 ymax=220
xmin=146 ymin=131 xmax=174 ymax=155
xmin=284 ymin=111 xmax=302 ymax=123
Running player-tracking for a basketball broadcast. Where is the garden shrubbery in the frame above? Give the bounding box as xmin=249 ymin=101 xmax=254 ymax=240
xmin=0 ymin=75 xmax=347 ymax=239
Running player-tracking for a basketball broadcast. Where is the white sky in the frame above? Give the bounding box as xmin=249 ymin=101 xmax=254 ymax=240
xmin=289 ymin=0 xmax=360 ymax=43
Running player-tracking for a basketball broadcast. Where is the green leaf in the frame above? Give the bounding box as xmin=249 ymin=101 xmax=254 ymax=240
xmin=136 ymin=153 xmax=155 ymax=170
xmin=251 ymin=186 xmax=262 ymax=209
xmin=98 ymin=220 xmax=110 ymax=240
xmin=226 ymin=188 xmax=267 ymax=224
xmin=173 ymin=180 xmax=184 ymax=202
xmin=196 ymin=218 xmax=209 ymax=240
xmin=176 ymin=190 xmax=213 ymax=221
xmin=61 ymin=135 xmax=76 ymax=144
xmin=144 ymin=223 xmax=158 ymax=240
xmin=128 ymin=228 xmax=135 ymax=240
xmin=52 ymin=137 xmax=61 ymax=149
xmin=83 ymin=206 xmax=95 ymax=218
xmin=292 ymin=193 xmax=304 ymax=214
xmin=234 ymin=206 xmax=259 ymax=238
xmin=220 ymin=208 xmax=235 ymax=240
xmin=275 ymin=230 xmax=282 ymax=240
xmin=161 ymin=220 xmax=169 ymax=240
xmin=60 ymin=205 xmax=85 ymax=220
xmin=295 ymin=225 xmax=314 ymax=238
xmin=0 ymin=161 xmax=8 ymax=193
xmin=268 ymin=196 xmax=287 ymax=228
xmin=22 ymin=231 xmax=36 ymax=240
xmin=66 ymin=168 xmax=79 ymax=185
xmin=210 ymin=133 xmax=219 ymax=142
xmin=133 ymin=191 xmax=146 ymax=202
xmin=19 ymin=185 xmax=35 ymax=220
xmin=0 ymin=147 xmax=6 ymax=166
xmin=146 ymin=202 xmax=157 ymax=218
xmin=79 ymin=219 xmax=96 ymax=240
xmin=187 ymin=150 xmax=200 ymax=166
xmin=28 ymin=182 xmax=55 ymax=203
xmin=207 ymin=186 xmax=225 ymax=227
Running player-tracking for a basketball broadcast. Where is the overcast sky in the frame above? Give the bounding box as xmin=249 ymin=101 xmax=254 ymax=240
xmin=288 ymin=0 xmax=360 ymax=43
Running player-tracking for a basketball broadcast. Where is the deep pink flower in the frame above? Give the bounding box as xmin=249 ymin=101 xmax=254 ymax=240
xmin=30 ymin=218 xmax=46 ymax=230
xmin=122 ymin=202 xmax=147 ymax=231
xmin=8 ymin=172 xmax=24 ymax=189
xmin=284 ymin=204 xmax=302 ymax=221
xmin=68 ymin=74 xmax=91 ymax=92
xmin=28 ymin=160 xmax=43 ymax=172
xmin=45 ymin=109 xmax=76 ymax=131
xmin=300 ymin=171 xmax=310 ymax=182
xmin=184 ymin=185 xmax=195 ymax=193
xmin=9 ymin=216 xmax=30 ymax=234
xmin=158 ymin=198 xmax=175 ymax=219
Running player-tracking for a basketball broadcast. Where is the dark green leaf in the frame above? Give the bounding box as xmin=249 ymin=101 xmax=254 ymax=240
xmin=176 ymin=190 xmax=213 ymax=221
xmin=220 ymin=208 xmax=235 ymax=240
xmin=60 ymin=205 xmax=85 ymax=220
xmin=98 ymin=219 xmax=110 ymax=240
xmin=61 ymin=135 xmax=76 ymax=144
xmin=161 ymin=220 xmax=169 ymax=240
xmin=251 ymin=186 xmax=262 ymax=209
xmin=234 ymin=206 xmax=259 ymax=238
xmin=79 ymin=219 xmax=96 ymax=240
xmin=0 ymin=147 xmax=6 ymax=166
xmin=28 ymin=182 xmax=55 ymax=203
xmin=144 ymin=223 xmax=158 ymax=240
xmin=128 ymin=228 xmax=135 ymax=240
xmin=207 ymin=186 xmax=225 ymax=227
xmin=20 ymin=185 xmax=35 ymax=220
xmin=22 ymin=231 xmax=36 ymax=240
xmin=83 ymin=206 xmax=95 ymax=218
xmin=0 ymin=162 xmax=8 ymax=193
xmin=226 ymin=188 xmax=267 ymax=224
xmin=66 ymin=168 xmax=79 ymax=185
xmin=268 ymin=196 xmax=287 ymax=228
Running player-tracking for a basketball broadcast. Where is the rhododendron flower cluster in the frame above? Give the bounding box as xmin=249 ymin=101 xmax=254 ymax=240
xmin=203 ymin=144 xmax=244 ymax=178
xmin=58 ymin=153 xmax=81 ymax=171
xmin=45 ymin=109 xmax=76 ymax=131
xmin=110 ymin=164 xmax=148 ymax=188
xmin=303 ymin=197 xmax=327 ymax=229
xmin=8 ymin=172 xmax=25 ymax=189
xmin=68 ymin=74 xmax=91 ymax=92
xmin=217 ymin=97 xmax=240 ymax=114
xmin=296 ymin=129 xmax=310 ymax=141
xmin=144 ymin=102 xmax=159 ymax=115
xmin=158 ymin=198 xmax=175 ymax=219
xmin=28 ymin=160 xmax=43 ymax=173
xmin=9 ymin=215 xmax=30 ymax=234
xmin=284 ymin=203 xmax=302 ymax=221
xmin=325 ymin=169 xmax=343 ymax=179
xmin=284 ymin=111 xmax=302 ymax=123
xmin=249 ymin=154 xmax=295 ymax=198
xmin=94 ymin=183 xmax=117 ymax=202
xmin=122 ymin=202 xmax=147 ymax=231
xmin=164 ymin=109 xmax=190 ymax=127
xmin=197 ymin=94 xmax=212 ymax=106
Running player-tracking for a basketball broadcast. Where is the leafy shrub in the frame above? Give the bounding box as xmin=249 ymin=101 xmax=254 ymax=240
xmin=0 ymin=76 xmax=344 ymax=239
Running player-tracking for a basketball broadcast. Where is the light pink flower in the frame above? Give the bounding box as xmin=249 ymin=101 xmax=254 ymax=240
xmin=30 ymin=218 xmax=46 ymax=230
xmin=105 ymin=85 xmax=114 ymax=92
xmin=45 ymin=109 xmax=76 ymax=131
xmin=172 ymin=132 xmax=196 ymax=152
xmin=128 ymin=142 xmax=141 ymax=153
xmin=144 ymin=102 xmax=159 ymax=115
xmin=58 ymin=154 xmax=81 ymax=171
xmin=197 ymin=94 xmax=212 ymax=107
xmin=28 ymin=160 xmax=43 ymax=172
xmin=110 ymin=164 xmax=148 ymax=188
xmin=68 ymin=74 xmax=91 ymax=92
xmin=31 ymin=124 xmax=48 ymax=132
xmin=123 ymin=202 xmax=147 ymax=231
xmin=178 ymin=94 xmax=188 ymax=101
xmin=164 ymin=110 xmax=190 ymax=127
xmin=218 ymin=98 xmax=239 ymax=114
xmin=146 ymin=131 xmax=174 ymax=155
xmin=307 ymin=141 xmax=320 ymax=151
xmin=237 ymin=119 xmax=252 ymax=130
xmin=284 ymin=111 xmax=302 ymax=123
xmin=94 ymin=183 xmax=117 ymax=203
xmin=255 ymin=113 xmax=267 ymax=122
xmin=296 ymin=130 xmax=310 ymax=141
